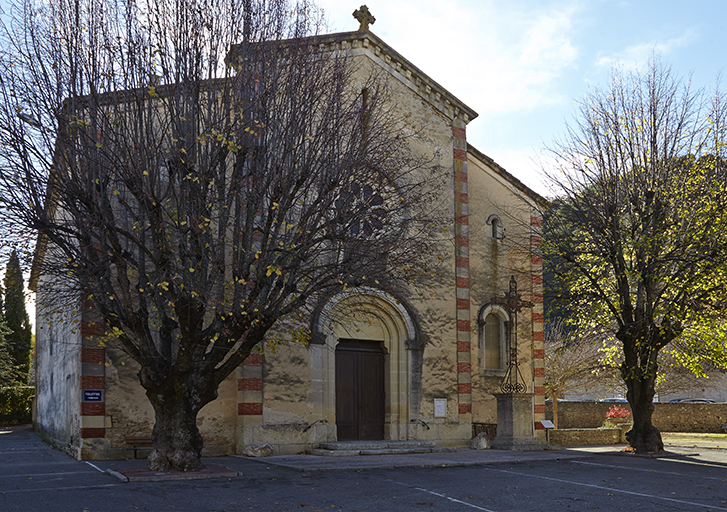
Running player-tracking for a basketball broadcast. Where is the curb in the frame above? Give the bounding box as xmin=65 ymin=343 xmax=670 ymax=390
xmin=107 ymin=464 xmax=241 ymax=482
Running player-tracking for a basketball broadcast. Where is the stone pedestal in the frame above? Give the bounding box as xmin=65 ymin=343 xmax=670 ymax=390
xmin=491 ymin=393 xmax=547 ymax=451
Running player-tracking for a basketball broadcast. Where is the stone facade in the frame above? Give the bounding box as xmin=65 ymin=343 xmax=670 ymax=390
xmin=32 ymin=28 xmax=546 ymax=458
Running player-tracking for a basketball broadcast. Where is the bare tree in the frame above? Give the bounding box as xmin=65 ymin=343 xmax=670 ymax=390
xmin=544 ymin=321 xmax=616 ymax=427
xmin=542 ymin=58 xmax=727 ymax=453
xmin=0 ymin=0 xmax=445 ymax=470
xmin=654 ymin=350 xmax=716 ymax=398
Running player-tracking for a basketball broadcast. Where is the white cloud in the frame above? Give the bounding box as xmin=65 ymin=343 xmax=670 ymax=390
xmin=595 ymin=29 xmax=698 ymax=71
xmin=316 ymin=0 xmax=581 ymax=115
xmin=481 ymin=6 xmax=580 ymax=112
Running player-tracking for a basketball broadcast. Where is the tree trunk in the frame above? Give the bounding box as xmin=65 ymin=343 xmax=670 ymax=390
xmin=552 ymin=394 xmax=559 ymax=429
xmin=622 ymin=358 xmax=664 ymax=454
xmin=144 ymin=383 xmax=207 ymax=472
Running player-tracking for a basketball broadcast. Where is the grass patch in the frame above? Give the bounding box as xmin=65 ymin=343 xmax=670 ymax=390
xmin=661 ymin=432 xmax=727 ymax=439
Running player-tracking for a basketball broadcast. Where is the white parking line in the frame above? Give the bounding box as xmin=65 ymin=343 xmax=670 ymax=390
xmin=0 ymin=461 xmax=86 ymax=467
xmin=484 ymin=467 xmax=727 ymax=511
xmin=413 ymin=487 xmax=498 ymax=512
xmin=383 ymin=478 xmax=498 ymax=511
xmin=572 ymin=459 xmax=727 ymax=481
xmin=0 ymin=483 xmax=117 ymax=494
xmin=661 ymin=457 xmax=727 ymax=470
xmin=84 ymin=461 xmax=105 ymax=473
xmin=0 ymin=450 xmax=59 ymax=455
xmin=0 ymin=470 xmax=97 ymax=478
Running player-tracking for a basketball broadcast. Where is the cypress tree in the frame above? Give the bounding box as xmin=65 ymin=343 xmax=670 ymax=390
xmin=0 ymin=319 xmax=16 ymax=385
xmin=3 ymin=251 xmax=32 ymax=383
xmin=0 ymin=280 xmax=16 ymax=385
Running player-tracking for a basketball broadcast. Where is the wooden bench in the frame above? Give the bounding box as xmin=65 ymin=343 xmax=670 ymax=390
xmin=125 ymin=436 xmax=153 ymax=459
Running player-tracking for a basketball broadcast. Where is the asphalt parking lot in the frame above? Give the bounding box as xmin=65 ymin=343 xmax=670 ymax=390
xmin=1 ymin=425 xmax=726 ymax=512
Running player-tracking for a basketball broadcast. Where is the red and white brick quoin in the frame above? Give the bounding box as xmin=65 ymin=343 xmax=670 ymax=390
xmin=80 ymin=299 xmax=107 ymax=440
xmin=530 ymin=215 xmax=546 ymax=434
xmin=237 ymin=354 xmax=263 ymax=426
xmin=453 ymin=122 xmax=472 ymax=421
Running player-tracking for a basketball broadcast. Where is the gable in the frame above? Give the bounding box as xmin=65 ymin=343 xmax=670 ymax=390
xmin=229 ymin=31 xmax=478 ymax=126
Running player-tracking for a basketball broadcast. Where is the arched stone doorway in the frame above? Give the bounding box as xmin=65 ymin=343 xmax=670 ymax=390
xmin=311 ymin=287 xmax=418 ymax=441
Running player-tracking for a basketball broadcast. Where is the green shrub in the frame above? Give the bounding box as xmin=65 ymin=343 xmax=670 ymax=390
xmin=0 ymin=386 xmax=33 ymax=424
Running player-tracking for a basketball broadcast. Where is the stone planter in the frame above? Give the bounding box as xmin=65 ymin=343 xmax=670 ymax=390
xmin=618 ymin=423 xmax=632 ymax=443
xmin=607 ymin=419 xmax=632 ymax=443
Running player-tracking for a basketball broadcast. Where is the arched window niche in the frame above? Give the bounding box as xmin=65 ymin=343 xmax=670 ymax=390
xmin=477 ymin=303 xmax=511 ymax=374
xmin=486 ymin=214 xmax=505 ymax=240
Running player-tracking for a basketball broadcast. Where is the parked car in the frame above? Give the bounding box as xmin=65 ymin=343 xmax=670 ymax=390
xmin=599 ymin=398 xmax=628 ymax=403
xmin=667 ymin=398 xmax=715 ymax=403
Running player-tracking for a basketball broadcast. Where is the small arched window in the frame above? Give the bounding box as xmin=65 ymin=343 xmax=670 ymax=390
xmin=487 ymin=214 xmax=505 ymax=240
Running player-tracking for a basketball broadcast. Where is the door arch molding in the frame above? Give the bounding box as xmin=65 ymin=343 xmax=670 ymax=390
xmin=309 ymin=287 xmax=417 ymax=440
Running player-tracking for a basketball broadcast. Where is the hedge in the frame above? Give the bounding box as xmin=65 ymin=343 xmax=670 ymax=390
xmin=0 ymin=386 xmax=33 ymax=424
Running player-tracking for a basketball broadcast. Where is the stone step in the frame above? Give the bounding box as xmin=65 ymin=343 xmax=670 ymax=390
xmin=317 ymin=440 xmax=437 ymax=451
xmin=308 ymin=446 xmax=456 ymax=457
xmin=309 ymin=440 xmax=457 ymax=456
xmin=308 ymin=448 xmax=361 ymax=457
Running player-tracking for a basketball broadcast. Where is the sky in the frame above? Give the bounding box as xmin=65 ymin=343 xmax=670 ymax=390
xmin=1 ymin=0 xmax=726 ymax=324
xmin=1 ymin=0 xmax=724 ymax=197
xmin=316 ymin=0 xmax=727 ymax=197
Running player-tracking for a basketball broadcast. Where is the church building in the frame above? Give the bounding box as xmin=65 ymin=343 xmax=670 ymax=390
xmin=32 ymin=8 xmax=548 ymax=459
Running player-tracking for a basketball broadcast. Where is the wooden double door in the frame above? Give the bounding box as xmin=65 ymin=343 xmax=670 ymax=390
xmin=335 ymin=339 xmax=385 ymax=441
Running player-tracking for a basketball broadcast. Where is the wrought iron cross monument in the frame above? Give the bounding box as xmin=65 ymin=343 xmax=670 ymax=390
xmin=491 ymin=276 xmax=533 ymax=394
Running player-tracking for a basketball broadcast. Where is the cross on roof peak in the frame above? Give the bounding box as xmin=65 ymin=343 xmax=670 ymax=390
xmin=353 ymin=5 xmax=375 ymax=32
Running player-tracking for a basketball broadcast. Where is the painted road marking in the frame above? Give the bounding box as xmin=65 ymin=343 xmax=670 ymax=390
xmin=0 ymin=484 xmax=117 ymax=494
xmin=0 ymin=471 xmax=98 ymax=479
xmin=484 ymin=467 xmax=727 ymax=511
xmin=84 ymin=461 xmax=105 ymax=473
xmin=383 ymin=478 xmax=498 ymax=511
xmin=572 ymin=459 xmax=727 ymax=481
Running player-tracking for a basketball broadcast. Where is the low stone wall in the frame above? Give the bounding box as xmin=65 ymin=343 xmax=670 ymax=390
xmin=548 ymin=428 xmax=620 ymax=446
xmin=546 ymin=402 xmax=727 ymax=433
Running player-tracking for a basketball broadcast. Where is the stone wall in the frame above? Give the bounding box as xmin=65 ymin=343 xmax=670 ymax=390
xmin=34 ymin=276 xmax=83 ymax=459
xmin=546 ymin=401 xmax=727 ymax=433
xmin=548 ymin=428 xmax=620 ymax=446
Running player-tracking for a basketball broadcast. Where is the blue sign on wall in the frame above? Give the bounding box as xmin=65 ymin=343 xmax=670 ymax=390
xmin=83 ymin=390 xmax=103 ymax=402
